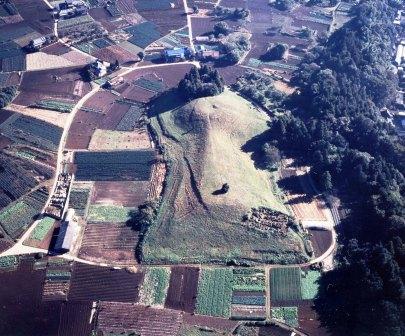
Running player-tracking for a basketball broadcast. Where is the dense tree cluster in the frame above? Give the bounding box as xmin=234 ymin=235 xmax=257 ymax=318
xmin=0 ymin=86 xmax=17 ymax=108
xmin=218 ymin=34 xmax=250 ymax=65
xmin=232 ymin=71 xmax=285 ymax=108
xmin=261 ymin=43 xmax=289 ymax=61
xmin=178 ymin=65 xmax=225 ymax=101
xmin=212 ymin=6 xmax=250 ymax=20
xmin=264 ymin=0 xmax=404 ymax=334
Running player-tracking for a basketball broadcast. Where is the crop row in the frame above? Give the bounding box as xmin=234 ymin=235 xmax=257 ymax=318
xmin=139 ymin=267 xmax=170 ymax=306
xmin=30 ymin=216 xmax=54 ymax=241
xmin=35 ymin=99 xmax=74 ymax=113
xmin=271 ymin=306 xmax=298 ymax=327
xmin=232 ymin=268 xmax=266 ymax=292
xmin=196 ymin=268 xmax=233 ymax=317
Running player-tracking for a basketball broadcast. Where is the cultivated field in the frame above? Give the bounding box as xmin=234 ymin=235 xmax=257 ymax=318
xmin=144 ymin=90 xmax=308 ymax=264
xmin=78 ymin=222 xmax=138 ymax=265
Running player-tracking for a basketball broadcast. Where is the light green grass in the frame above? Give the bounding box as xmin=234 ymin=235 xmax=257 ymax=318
xmin=196 ymin=268 xmax=233 ymax=317
xmin=301 ymin=270 xmax=321 ymax=300
xmin=30 ymin=216 xmax=54 ymax=240
xmin=143 ymin=90 xmax=308 ymax=265
xmin=87 ymin=205 xmax=134 ymax=223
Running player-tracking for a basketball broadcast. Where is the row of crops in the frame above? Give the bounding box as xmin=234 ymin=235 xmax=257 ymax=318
xmin=270 ymin=267 xmax=321 ymax=301
xmin=34 ymin=99 xmax=75 ymax=113
xmin=0 ymin=114 xmax=62 ymax=151
xmin=133 ymin=77 xmax=165 ymax=93
xmin=73 ymin=150 xmax=155 ymax=181
xmin=0 ymin=188 xmax=49 ymax=239
xmin=29 ymin=216 xmax=55 ymax=241
xmin=87 ymin=205 xmax=134 ymax=223
xmin=0 ymin=255 xmax=18 ymax=270
xmin=139 ymin=267 xmax=170 ymax=306
xmin=68 ymin=186 xmax=92 ymax=217
xmin=115 ymin=103 xmax=144 ymax=131
xmin=196 ymin=268 xmax=233 ymax=317
xmin=124 ymin=21 xmax=162 ymax=49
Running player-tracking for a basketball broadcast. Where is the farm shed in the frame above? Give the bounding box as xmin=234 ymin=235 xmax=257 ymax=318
xmin=54 ymin=209 xmax=78 ymax=252
xmin=164 ymin=47 xmax=190 ymax=62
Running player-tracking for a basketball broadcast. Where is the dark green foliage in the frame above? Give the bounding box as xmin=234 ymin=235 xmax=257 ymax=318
xmin=218 ymin=34 xmax=250 ymax=65
xmin=261 ymin=43 xmax=288 ymax=61
xmin=271 ymin=0 xmax=295 ymax=11
xmin=213 ymin=21 xmax=230 ymax=37
xmin=178 ymin=65 xmax=225 ymax=101
xmin=264 ymin=0 xmax=404 ymax=334
xmin=0 ymin=86 xmax=17 ymax=108
xmin=212 ymin=6 xmax=250 ymax=21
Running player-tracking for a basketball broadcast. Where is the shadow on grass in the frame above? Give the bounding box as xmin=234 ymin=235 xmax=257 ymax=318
xmin=148 ymin=88 xmax=185 ymax=118
xmin=240 ymin=128 xmax=272 ymax=170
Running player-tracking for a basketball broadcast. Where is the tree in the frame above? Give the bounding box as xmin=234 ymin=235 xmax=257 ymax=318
xmin=272 ymin=0 xmax=294 ymax=11
xmin=319 ymin=171 xmax=333 ymax=192
xmin=262 ymin=143 xmax=281 ymax=170
xmin=137 ymin=51 xmax=145 ymax=60
xmin=192 ymin=5 xmax=199 ymax=13
xmin=221 ymin=183 xmax=229 ymax=193
xmin=178 ymin=65 xmax=225 ymax=101
xmin=0 ymin=86 xmax=18 ymax=108
xmin=213 ymin=21 xmax=230 ymax=37
xmin=261 ymin=43 xmax=288 ymax=61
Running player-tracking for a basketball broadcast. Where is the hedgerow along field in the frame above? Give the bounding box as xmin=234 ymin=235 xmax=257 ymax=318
xmin=143 ymin=90 xmax=308 ymax=265
xmin=196 ymin=268 xmax=233 ymax=317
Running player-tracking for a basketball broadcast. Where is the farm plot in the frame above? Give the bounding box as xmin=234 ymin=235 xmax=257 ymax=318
xmin=165 ymin=266 xmax=200 ymax=313
xmin=301 ymin=270 xmax=321 ymax=300
xmin=0 ymin=188 xmax=49 ymax=240
xmin=87 ymin=204 xmax=134 ymax=223
xmin=182 ymin=313 xmax=239 ymax=334
xmin=0 ymin=153 xmax=43 ymax=207
xmin=125 ymin=21 xmax=162 ymax=49
xmin=68 ymin=184 xmax=92 ymax=217
xmin=91 ymin=181 xmax=150 ymax=207
xmin=0 ymin=255 xmax=18 ymax=270
xmin=271 ymin=306 xmax=298 ymax=328
xmin=24 ymin=216 xmax=56 ymax=249
xmin=230 ymin=305 xmax=266 ymax=320
xmin=115 ymin=102 xmax=145 ymax=131
xmin=78 ymin=222 xmax=138 ymax=265
xmin=13 ymin=0 xmax=53 ymax=34
xmin=96 ymin=302 xmax=184 ymax=336
xmin=88 ymin=129 xmax=151 ymax=150
xmin=68 ymin=262 xmax=144 ymax=302
xmin=0 ymin=256 xmax=63 ymax=336
xmin=73 ymin=150 xmax=155 ymax=181
xmin=270 ymin=267 xmax=302 ymax=302
xmin=66 ymin=101 xmax=136 ymax=149
xmin=279 ymin=164 xmax=329 ymax=225
xmin=93 ymin=44 xmax=139 ymax=65
xmin=14 ymin=66 xmax=91 ymax=106
xmin=232 ymin=268 xmax=266 ymax=292
xmin=309 ymin=228 xmax=332 ymax=258
xmin=42 ymin=265 xmax=72 ymax=301
xmin=139 ymin=267 xmax=170 ymax=306
xmin=0 ymin=114 xmax=63 ymax=152
xmin=58 ymin=302 xmax=93 ymax=336
xmin=0 ymin=72 xmax=21 ymax=88
xmin=196 ymin=268 xmax=233 ymax=317
xmin=134 ymin=0 xmax=185 ymax=35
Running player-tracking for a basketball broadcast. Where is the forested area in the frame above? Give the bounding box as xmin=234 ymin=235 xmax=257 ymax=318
xmin=264 ymin=0 xmax=405 ymax=334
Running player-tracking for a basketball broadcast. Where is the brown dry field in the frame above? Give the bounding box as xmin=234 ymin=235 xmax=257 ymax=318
xmin=297 ymin=301 xmax=331 ymax=336
xmin=96 ymin=302 xmax=184 ymax=336
xmin=14 ymin=66 xmax=91 ymax=106
xmin=165 ymin=266 xmax=199 ymax=314
xmin=68 ymin=262 xmax=143 ymax=302
xmin=79 ymin=222 xmax=138 ymax=265
xmin=309 ymin=228 xmax=332 ymax=258
xmin=6 ymin=103 xmax=68 ymax=128
xmin=93 ymin=45 xmax=139 ymax=65
xmin=41 ymin=42 xmax=71 ymax=56
xmin=280 ymin=165 xmax=328 ymax=222
xmin=91 ymin=181 xmax=150 ymax=207
xmin=122 ymin=85 xmax=156 ymax=103
xmin=182 ymin=313 xmax=239 ymax=332
xmin=88 ymin=129 xmax=151 ymax=150
xmin=66 ymin=102 xmax=131 ymax=150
